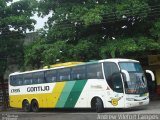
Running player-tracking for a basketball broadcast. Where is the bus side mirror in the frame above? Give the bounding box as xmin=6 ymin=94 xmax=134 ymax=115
xmin=121 ymin=70 xmax=130 ymax=82
xmin=145 ymin=70 xmax=155 ymax=81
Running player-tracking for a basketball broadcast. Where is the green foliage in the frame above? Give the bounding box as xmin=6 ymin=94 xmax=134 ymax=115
xmin=0 ymin=0 xmax=37 ymax=75
xmin=150 ymin=18 xmax=160 ymax=40
xmin=24 ymin=0 xmax=160 ymax=68
xmin=24 ymin=37 xmax=73 ymax=68
xmin=100 ymin=37 xmax=160 ymax=58
xmin=69 ymin=40 xmax=98 ymax=61
xmin=24 ymin=36 xmax=101 ymax=68
xmin=24 ymin=38 xmax=46 ymax=68
xmin=42 ymin=41 xmax=71 ymax=65
xmin=80 ymin=5 xmax=107 ymax=25
xmin=38 ymin=0 xmax=150 ymax=42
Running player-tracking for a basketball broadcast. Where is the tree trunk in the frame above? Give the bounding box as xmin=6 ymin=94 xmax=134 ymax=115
xmin=0 ymin=75 xmax=8 ymax=110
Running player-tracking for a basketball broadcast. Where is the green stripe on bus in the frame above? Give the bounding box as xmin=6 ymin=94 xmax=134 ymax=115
xmin=64 ymin=80 xmax=87 ymax=108
xmin=56 ymin=81 xmax=76 ymax=108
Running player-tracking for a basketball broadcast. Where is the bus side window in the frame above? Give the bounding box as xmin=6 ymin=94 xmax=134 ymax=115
xmin=104 ymin=63 xmax=120 ymax=80
xmin=32 ymin=77 xmax=38 ymax=84
xmin=23 ymin=80 xmax=28 ymax=85
xmin=17 ymin=77 xmax=23 ymax=86
xmin=23 ymin=73 xmax=32 ymax=85
xmin=71 ymin=65 xmax=86 ymax=80
xmin=58 ymin=68 xmax=71 ymax=81
xmin=38 ymin=78 xmax=44 ymax=84
xmin=97 ymin=72 xmax=103 ymax=79
xmin=103 ymin=62 xmax=123 ymax=93
xmin=10 ymin=76 xmax=15 ymax=86
xmin=87 ymin=63 xmax=103 ymax=79
xmin=45 ymin=70 xmax=57 ymax=83
xmin=60 ymin=76 xmax=63 ymax=81
xmin=10 ymin=75 xmax=23 ymax=86
xmin=32 ymin=71 xmax=45 ymax=84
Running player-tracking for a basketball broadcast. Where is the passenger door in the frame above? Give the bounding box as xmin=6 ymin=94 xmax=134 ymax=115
xmin=103 ymin=62 xmax=125 ymax=108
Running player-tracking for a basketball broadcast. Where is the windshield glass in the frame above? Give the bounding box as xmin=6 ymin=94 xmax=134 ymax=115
xmin=119 ymin=62 xmax=143 ymax=73
xmin=119 ymin=62 xmax=148 ymax=94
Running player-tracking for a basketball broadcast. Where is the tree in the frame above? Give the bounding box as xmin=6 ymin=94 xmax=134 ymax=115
xmin=25 ymin=36 xmax=74 ymax=68
xmin=69 ymin=38 xmax=100 ymax=61
xmin=24 ymin=37 xmax=46 ymax=69
xmin=23 ymin=0 xmax=160 ymax=68
xmin=38 ymin=0 xmax=150 ymax=43
xmin=100 ymin=37 xmax=160 ymax=58
xmin=150 ymin=18 xmax=160 ymax=40
xmin=0 ymin=0 xmax=36 ymax=109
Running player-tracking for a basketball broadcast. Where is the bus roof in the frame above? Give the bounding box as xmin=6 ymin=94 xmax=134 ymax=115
xmin=99 ymin=58 xmax=139 ymax=63
xmin=9 ymin=58 xmax=139 ymax=76
xmin=43 ymin=62 xmax=83 ymax=69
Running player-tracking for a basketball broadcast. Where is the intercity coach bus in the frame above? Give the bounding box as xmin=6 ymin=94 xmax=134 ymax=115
xmin=9 ymin=59 xmax=155 ymax=112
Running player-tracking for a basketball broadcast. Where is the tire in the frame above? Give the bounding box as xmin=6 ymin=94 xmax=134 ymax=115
xmin=31 ymin=100 xmax=39 ymax=112
xmin=22 ymin=100 xmax=31 ymax=112
xmin=95 ymin=98 xmax=104 ymax=113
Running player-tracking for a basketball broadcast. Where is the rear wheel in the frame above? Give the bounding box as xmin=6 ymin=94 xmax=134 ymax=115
xmin=22 ymin=100 xmax=31 ymax=112
xmin=31 ymin=100 xmax=39 ymax=112
xmin=91 ymin=97 xmax=104 ymax=113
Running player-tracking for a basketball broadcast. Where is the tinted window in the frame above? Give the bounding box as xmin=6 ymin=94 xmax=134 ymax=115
xmin=23 ymin=73 xmax=32 ymax=85
xmin=87 ymin=63 xmax=103 ymax=79
xmin=58 ymin=68 xmax=71 ymax=81
xmin=104 ymin=62 xmax=123 ymax=93
xmin=104 ymin=62 xmax=119 ymax=80
xmin=119 ymin=62 xmax=143 ymax=73
xmin=111 ymin=73 xmax=124 ymax=93
xmin=10 ymin=75 xmax=23 ymax=86
xmin=45 ymin=70 xmax=57 ymax=83
xmin=72 ymin=65 xmax=86 ymax=80
xmin=32 ymin=71 xmax=45 ymax=84
xmin=10 ymin=76 xmax=15 ymax=86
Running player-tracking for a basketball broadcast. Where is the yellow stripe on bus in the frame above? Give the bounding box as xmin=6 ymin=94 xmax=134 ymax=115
xmin=51 ymin=82 xmax=66 ymax=107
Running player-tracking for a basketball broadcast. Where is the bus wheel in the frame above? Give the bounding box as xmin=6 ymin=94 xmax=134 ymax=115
xmin=31 ymin=100 xmax=39 ymax=112
xmin=91 ymin=97 xmax=104 ymax=113
xmin=22 ymin=100 xmax=31 ymax=112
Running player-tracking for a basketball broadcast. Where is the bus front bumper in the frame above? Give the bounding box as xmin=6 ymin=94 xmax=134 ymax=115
xmin=125 ymin=98 xmax=149 ymax=108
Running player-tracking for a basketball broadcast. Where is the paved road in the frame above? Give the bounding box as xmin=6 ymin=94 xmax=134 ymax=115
xmin=1 ymin=100 xmax=160 ymax=120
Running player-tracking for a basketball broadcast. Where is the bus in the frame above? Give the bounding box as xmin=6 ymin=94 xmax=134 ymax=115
xmin=9 ymin=59 xmax=155 ymax=112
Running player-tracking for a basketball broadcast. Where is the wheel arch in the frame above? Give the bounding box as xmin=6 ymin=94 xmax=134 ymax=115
xmin=31 ymin=98 xmax=38 ymax=103
xmin=90 ymin=96 xmax=104 ymax=108
xmin=22 ymin=99 xmax=29 ymax=105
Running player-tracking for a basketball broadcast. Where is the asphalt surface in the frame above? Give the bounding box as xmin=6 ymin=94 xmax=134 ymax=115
xmin=1 ymin=100 xmax=160 ymax=120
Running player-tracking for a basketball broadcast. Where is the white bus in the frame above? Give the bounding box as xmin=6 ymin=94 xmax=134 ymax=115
xmin=9 ymin=59 xmax=154 ymax=112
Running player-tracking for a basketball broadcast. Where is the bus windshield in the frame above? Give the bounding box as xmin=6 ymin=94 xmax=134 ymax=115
xmin=119 ymin=62 xmax=148 ymax=94
xmin=119 ymin=62 xmax=143 ymax=73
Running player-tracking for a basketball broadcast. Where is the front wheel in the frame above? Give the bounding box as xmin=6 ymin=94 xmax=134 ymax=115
xmin=95 ymin=98 xmax=104 ymax=113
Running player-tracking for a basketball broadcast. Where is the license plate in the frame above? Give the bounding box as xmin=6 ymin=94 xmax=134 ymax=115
xmin=139 ymin=102 xmax=143 ymax=105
